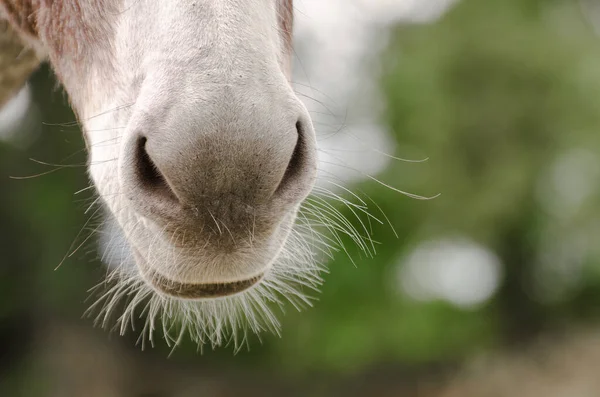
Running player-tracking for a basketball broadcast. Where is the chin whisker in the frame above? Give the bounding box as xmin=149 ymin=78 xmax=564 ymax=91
xmin=85 ymin=179 xmax=379 ymax=352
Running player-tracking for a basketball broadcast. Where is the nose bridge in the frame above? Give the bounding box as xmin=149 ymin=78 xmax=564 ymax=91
xmin=119 ymin=0 xmax=283 ymax=85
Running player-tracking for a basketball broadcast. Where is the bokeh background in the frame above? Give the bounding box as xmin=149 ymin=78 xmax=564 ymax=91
xmin=2 ymin=0 xmax=600 ymax=395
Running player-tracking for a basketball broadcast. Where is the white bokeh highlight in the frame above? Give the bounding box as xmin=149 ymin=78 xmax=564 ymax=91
xmin=398 ymin=237 xmax=504 ymax=309
xmin=0 ymin=84 xmax=40 ymax=148
xmin=537 ymin=148 xmax=600 ymax=220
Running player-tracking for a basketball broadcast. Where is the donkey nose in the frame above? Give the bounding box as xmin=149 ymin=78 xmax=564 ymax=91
xmin=121 ymin=113 xmax=316 ymax=224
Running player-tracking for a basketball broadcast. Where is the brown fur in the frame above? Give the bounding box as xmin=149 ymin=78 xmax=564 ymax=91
xmin=1 ymin=0 xmax=38 ymax=36
xmin=0 ymin=19 xmax=40 ymax=107
xmin=278 ymin=0 xmax=294 ymax=53
xmin=0 ymin=0 xmax=117 ymax=102
xmin=0 ymin=1 xmax=113 ymax=54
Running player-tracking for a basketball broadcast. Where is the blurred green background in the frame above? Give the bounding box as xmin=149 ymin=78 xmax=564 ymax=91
xmin=3 ymin=0 xmax=600 ymax=396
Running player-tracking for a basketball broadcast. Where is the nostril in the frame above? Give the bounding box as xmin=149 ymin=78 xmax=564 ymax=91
xmin=134 ymin=136 xmax=179 ymax=202
xmin=276 ymin=121 xmax=306 ymax=195
xmin=135 ymin=136 xmax=164 ymax=188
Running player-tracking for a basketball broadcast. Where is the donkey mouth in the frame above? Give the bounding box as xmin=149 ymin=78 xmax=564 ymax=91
xmin=131 ymin=247 xmax=264 ymax=299
xmin=147 ymin=271 xmax=264 ymax=299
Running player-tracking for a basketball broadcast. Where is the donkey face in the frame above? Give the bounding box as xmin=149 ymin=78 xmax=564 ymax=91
xmin=2 ymin=0 xmax=321 ymax=344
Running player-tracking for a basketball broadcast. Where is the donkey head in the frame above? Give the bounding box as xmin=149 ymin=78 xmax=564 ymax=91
xmin=1 ymin=0 xmax=322 ymax=345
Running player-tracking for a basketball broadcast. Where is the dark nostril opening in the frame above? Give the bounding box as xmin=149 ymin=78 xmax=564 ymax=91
xmin=276 ymin=121 xmax=305 ymax=195
xmin=134 ymin=136 xmax=178 ymax=202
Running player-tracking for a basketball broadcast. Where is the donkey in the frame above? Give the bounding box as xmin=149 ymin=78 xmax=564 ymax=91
xmin=0 ymin=0 xmax=351 ymax=348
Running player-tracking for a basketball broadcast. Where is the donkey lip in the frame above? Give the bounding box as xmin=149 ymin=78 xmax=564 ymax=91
xmin=131 ymin=247 xmax=264 ymax=299
xmin=147 ymin=271 xmax=264 ymax=300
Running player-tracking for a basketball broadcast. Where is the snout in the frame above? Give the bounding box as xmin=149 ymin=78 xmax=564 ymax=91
xmin=116 ymin=91 xmax=317 ymax=299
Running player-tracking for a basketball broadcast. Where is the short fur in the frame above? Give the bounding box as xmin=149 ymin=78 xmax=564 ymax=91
xmin=0 ymin=0 xmax=333 ymax=348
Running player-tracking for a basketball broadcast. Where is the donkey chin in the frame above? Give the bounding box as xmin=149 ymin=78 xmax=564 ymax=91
xmin=123 ymin=197 xmax=300 ymax=301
